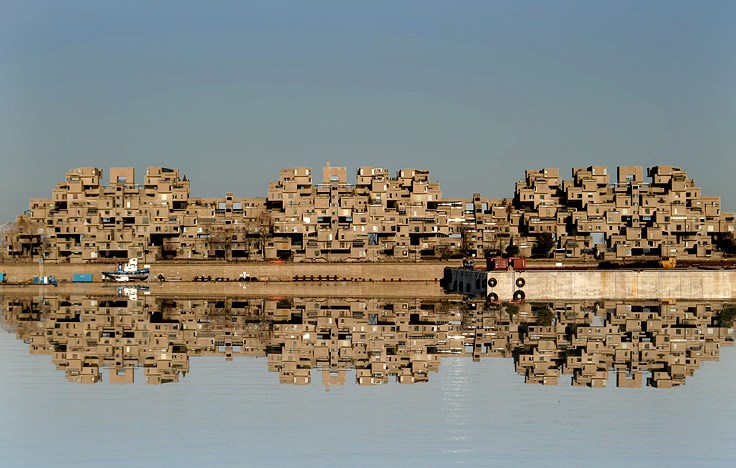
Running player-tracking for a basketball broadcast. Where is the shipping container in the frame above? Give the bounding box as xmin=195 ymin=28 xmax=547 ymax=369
xmin=486 ymin=257 xmax=526 ymax=271
xmin=0 ymin=272 xmax=6 ymax=283
xmin=510 ymin=257 xmax=527 ymax=270
xmin=72 ymin=273 xmax=93 ymax=283
xmin=486 ymin=257 xmax=508 ymax=271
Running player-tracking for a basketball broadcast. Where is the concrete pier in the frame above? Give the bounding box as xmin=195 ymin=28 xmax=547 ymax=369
xmin=0 ymin=261 xmax=453 ymax=284
xmin=0 ymin=261 xmax=457 ymax=298
xmin=0 ymin=280 xmax=446 ymax=299
xmin=445 ymin=267 xmax=736 ymax=300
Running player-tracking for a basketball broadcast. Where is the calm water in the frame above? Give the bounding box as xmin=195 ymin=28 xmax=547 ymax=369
xmin=1 ymin=294 xmax=734 ymax=467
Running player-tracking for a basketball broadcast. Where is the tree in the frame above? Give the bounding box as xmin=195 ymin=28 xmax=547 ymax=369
xmin=532 ymin=233 xmax=556 ymax=258
xmin=209 ymin=224 xmax=237 ymax=260
xmin=256 ymin=212 xmax=273 ymax=259
xmin=719 ymin=305 xmax=736 ymax=327
xmin=458 ymin=226 xmax=473 ymax=257
xmin=504 ymin=304 xmax=519 ymax=317
xmin=240 ymin=218 xmax=260 ymax=259
xmin=161 ymin=238 xmax=178 ymax=260
xmin=0 ymin=221 xmax=16 ymax=251
xmin=715 ymin=232 xmax=736 ymax=255
xmin=504 ymin=243 xmax=519 ymax=258
xmin=533 ymin=303 xmax=555 ymax=326
xmin=3 ymin=218 xmax=44 ymax=260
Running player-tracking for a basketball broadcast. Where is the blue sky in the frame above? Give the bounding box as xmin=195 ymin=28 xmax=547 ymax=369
xmin=1 ymin=0 xmax=734 ymax=222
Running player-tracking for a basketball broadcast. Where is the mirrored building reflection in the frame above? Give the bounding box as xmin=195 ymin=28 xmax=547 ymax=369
xmin=2 ymin=294 xmax=733 ymax=388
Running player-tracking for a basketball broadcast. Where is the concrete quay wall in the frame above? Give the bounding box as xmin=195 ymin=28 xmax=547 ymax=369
xmin=0 ymin=261 xmax=454 ymax=284
xmin=447 ymin=268 xmax=736 ymax=300
xmin=0 ymin=281 xmax=447 ymax=299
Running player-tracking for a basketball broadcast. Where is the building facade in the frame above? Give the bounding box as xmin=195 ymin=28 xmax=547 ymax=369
xmin=4 ymin=163 xmax=734 ymax=263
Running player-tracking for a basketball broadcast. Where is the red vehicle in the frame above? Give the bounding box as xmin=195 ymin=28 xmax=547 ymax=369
xmin=509 ymin=257 xmax=526 ymax=271
xmin=486 ymin=257 xmax=508 ymax=271
xmin=486 ymin=257 xmax=526 ymax=271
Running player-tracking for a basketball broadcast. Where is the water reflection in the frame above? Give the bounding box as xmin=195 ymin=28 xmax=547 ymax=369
xmin=2 ymin=294 xmax=733 ymax=388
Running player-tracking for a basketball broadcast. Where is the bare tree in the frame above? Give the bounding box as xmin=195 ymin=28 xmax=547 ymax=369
xmin=4 ymin=217 xmax=45 ymax=260
xmin=256 ymin=212 xmax=273 ymax=259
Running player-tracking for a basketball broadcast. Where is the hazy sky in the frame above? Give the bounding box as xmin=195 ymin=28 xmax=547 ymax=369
xmin=1 ymin=0 xmax=734 ymax=222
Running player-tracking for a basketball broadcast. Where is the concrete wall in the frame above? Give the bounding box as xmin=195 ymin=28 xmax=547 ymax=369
xmin=0 ymin=281 xmax=447 ymax=299
xmin=0 ymin=261 xmax=455 ymax=284
xmin=446 ymin=267 xmax=736 ymax=300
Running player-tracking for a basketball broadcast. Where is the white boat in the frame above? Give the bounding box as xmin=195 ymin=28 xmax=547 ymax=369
xmin=102 ymin=258 xmax=149 ymax=282
xmin=117 ymin=285 xmax=150 ymax=300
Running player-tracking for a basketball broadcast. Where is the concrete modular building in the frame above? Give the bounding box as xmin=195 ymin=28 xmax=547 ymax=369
xmin=5 ymin=167 xmax=267 ymax=263
xmin=5 ymin=163 xmax=734 ymax=263
xmin=509 ymin=165 xmax=735 ymax=261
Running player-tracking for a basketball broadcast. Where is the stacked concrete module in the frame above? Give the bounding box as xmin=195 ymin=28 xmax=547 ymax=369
xmin=5 ymin=166 xmax=267 ymax=263
xmin=4 ymin=163 xmax=734 ymax=263
xmin=509 ymin=165 xmax=735 ymax=261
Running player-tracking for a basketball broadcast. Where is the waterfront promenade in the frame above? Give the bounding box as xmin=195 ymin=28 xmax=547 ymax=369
xmin=0 ymin=260 xmax=455 ymax=283
xmin=6 ymin=259 xmax=736 ymax=300
xmin=0 ymin=260 xmax=455 ymax=298
xmin=0 ymin=280 xmax=446 ymax=298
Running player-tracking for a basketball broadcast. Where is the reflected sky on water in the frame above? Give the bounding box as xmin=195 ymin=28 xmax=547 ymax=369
xmin=1 ymin=293 xmax=735 ymax=466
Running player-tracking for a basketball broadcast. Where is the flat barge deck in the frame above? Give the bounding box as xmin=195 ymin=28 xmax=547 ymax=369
xmin=444 ymin=267 xmax=736 ymax=301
